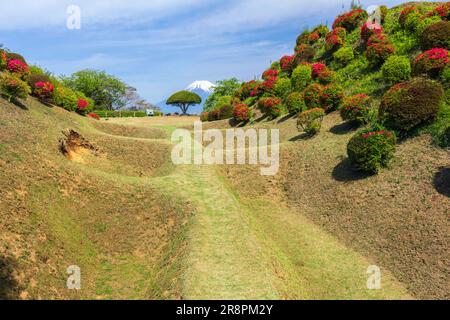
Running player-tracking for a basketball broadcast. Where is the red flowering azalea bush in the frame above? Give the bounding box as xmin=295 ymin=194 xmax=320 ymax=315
xmin=365 ymin=33 xmax=395 ymax=66
xmin=76 ymin=98 xmax=90 ymax=115
xmin=319 ymin=84 xmax=344 ymax=112
xmin=379 ymin=78 xmax=444 ymax=131
xmin=347 ymin=125 xmax=396 ymax=173
xmin=0 ymin=72 xmax=31 ymax=102
xmin=280 ymin=55 xmax=294 ymax=74
xmin=87 ymin=113 xmax=100 ymax=120
xmin=413 ymin=48 xmax=449 ymax=77
xmin=427 ymin=3 xmax=450 ymax=21
xmin=340 ymin=94 xmax=372 ymax=124
xmin=33 ymin=81 xmax=54 ymax=101
xmin=311 ymin=63 xmax=334 ymax=84
xmin=399 ymin=6 xmax=419 ymax=27
xmin=7 ymin=59 xmax=30 ymax=78
xmin=361 ymin=22 xmax=382 ymax=43
xmin=262 ymin=69 xmax=279 ymax=80
xmin=258 ymin=97 xmax=282 ymax=118
xmin=260 ymin=76 xmax=278 ymax=94
xmin=303 ymin=83 xmax=323 ymax=109
xmin=297 ymin=108 xmax=325 ymax=135
xmin=325 ymin=27 xmax=346 ymax=52
xmin=333 ymin=8 xmax=368 ymax=32
xmin=307 ymin=25 xmax=329 ymax=44
xmin=240 ymin=80 xmax=261 ymax=99
xmin=233 ymin=103 xmax=252 ymax=122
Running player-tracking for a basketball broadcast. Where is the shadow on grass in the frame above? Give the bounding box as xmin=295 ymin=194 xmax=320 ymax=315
xmin=0 ymin=255 xmax=20 ymax=300
xmin=289 ymin=132 xmax=315 ymax=141
xmin=277 ymin=113 xmax=296 ymax=124
xmin=332 ymin=158 xmax=374 ymax=182
xmin=434 ymin=167 xmax=450 ymax=197
xmin=330 ymin=121 xmax=359 ymax=135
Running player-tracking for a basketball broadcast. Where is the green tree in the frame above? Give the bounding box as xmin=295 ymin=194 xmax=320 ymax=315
xmin=60 ymin=69 xmax=127 ymax=110
xmin=166 ymin=90 xmax=202 ymax=115
xmin=204 ymin=78 xmax=241 ymax=112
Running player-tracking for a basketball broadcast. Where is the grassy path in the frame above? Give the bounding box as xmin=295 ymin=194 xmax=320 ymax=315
xmin=155 ymin=165 xmax=279 ymax=299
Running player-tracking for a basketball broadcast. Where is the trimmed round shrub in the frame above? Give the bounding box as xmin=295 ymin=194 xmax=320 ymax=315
xmin=365 ymin=33 xmax=395 ymax=67
xmin=340 ymin=94 xmax=372 ymax=124
xmin=200 ymin=111 xmax=209 ymax=122
xmin=333 ymin=8 xmax=368 ymax=32
xmin=280 ymin=55 xmax=295 ymax=74
xmin=274 ymin=77 xmax=292 ymax=103
xmin=240 ymin=80 xmax=260 ymax=100
xmin=379 ymin=78 xmax=444 ymax=131
xmin=5 ymin=52 xmax=26 ymax=64
xmin=76 ymin=96 xmax=93 ymax=116
xmin=381 ymin=55 xmax=411 ymax=84
xmin=258 ymin=97 xmax=282 ymax=119
xmin=320 ymin=84 xmax=344 ymax=112
xmin=312 ymin=63 xmax=335 ymax=84
xmin=33 ymin=81 xmax=54 ymax=102
xmin=303 ymin=83 xmax=322 ymax=109
xmin=291 ymin=64 xmax=312 ymax=92
xmin=413 ymin=48 xmax=449 ymax=78
xmin=0 ymin=72 xmax=31 ymax=101
xmin=325 ymin=27 xmax=346 ymax=52
xmin=26 ymin=73 xmax=51 ymax=90
xmin=347 ymin=126 xmax=396 ymax=173
xmin=421 ymin=21 xmax=450 ymax=50
xmin=286 ymin=92 xmax=306 ymax=114
xmin=233 ymin=103 xmax=252 ymax=122
xmin=297 ymin=108 xmax=325 ymax=135
xmin=333 ymin=46 xmax=354 ymax=65
xmin=218 ymin=104 xmax=233 ymax=120
xmin=53 ymin=85 xmax=78 ymax=111
xmin=293 ymin=44 xmax=316 ymax=65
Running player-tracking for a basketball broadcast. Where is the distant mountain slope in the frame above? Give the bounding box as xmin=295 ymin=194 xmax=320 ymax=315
xmin=157 ymin=80 xmax=215 ymax=114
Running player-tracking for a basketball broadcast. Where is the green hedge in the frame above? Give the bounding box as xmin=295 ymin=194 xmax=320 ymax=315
xmin=94 ymin=110 xmax=147 ymax=118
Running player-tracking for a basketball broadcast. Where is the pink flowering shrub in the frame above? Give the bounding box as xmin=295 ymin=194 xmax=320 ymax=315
xmin=33 ymin=81 xmax=55 ymax=101
xmin=347 ymin=125 xmax=396 ymax=173
xmin=413 ymin=48 xmax=449 ymax=77
xmin=7 ymin=59 xmax=30 ymax=77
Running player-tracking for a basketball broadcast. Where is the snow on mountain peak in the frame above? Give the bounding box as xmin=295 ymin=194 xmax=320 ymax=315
xmin=186 ymin=80 xmax=216 ymax=93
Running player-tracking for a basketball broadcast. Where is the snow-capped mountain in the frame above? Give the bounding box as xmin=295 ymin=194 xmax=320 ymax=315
xmin=185 ymin=80 xmax=216 ymax=93
xmin=157 ymin=80 xmax=215 ymax=115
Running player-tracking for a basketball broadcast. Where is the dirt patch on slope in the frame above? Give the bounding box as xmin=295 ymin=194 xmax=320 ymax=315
xmin=59 ymin=129 xmax=101 ymax=162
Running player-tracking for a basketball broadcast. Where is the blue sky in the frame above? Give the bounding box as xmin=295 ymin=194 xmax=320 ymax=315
xmin=1 ymin=0 xmax=411 ymax=104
